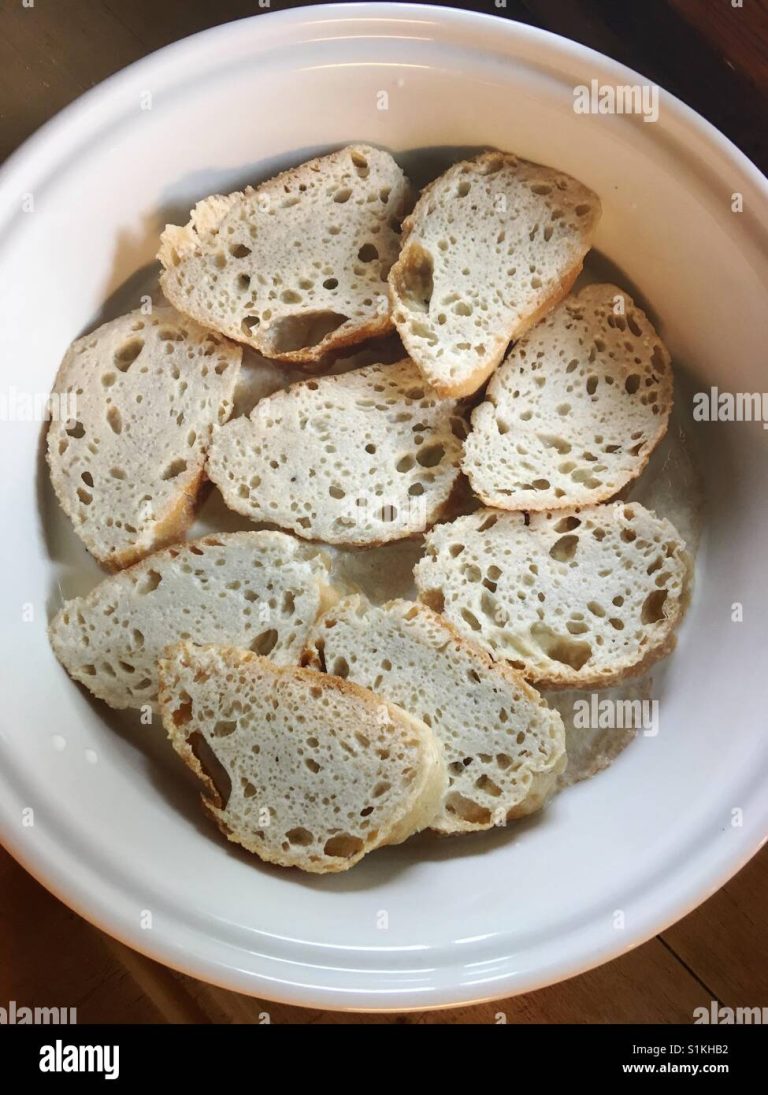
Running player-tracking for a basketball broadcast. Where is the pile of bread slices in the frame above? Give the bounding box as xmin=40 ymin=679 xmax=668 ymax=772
xmin=47 ymin=145 xmax=691 ymax=874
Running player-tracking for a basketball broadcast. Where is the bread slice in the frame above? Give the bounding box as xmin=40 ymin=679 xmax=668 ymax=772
xmin=414 ymin=502 xmax=690 ymax=688
xmin=49 ymin=531 xmax=335 ymax=710
xmin=304 ymin=596 xmax=566 ymax=833
xmin=158 ymin=642 xmax=447 ymax=873
xmin=47 ymin=306 xmax=242 ymax=569
xmin=206 ymin=359 xmax=464 ymax=546
xmin=388 ymin=150 xmax=601 ymax=397
xmin=158 ymin=145 xmax=411 ymax=364
xmin=463 ymin=284 xmax=673 ymax=509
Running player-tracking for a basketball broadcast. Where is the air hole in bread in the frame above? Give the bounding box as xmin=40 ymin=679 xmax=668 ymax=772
xmin=627 ymin=312 xmax=643 ymax=337
xmin=445 ymin=792 xmax=491 ymax=824
xmin=392 ymin=242 xmax=434 ymax=315
xmin=188 ymin=730 xmax=232 ymax=809
xmin=286 ymin=827 xmax=314 ymax=846
xmin=625 ymin=373 xmax=641 ymax=394
xmin=554 ymin=515 xmax=581 ymax=532
xmin=460 ymin=608 xmax=481 ymax=632
xmin=171 ymin=696 xmax=193 ymax=727
xmin=262 ymin=311 xmax=348 ymax=355
xmin=137 ymin=569 xmax=162 ymax=595
xmin=475 ymin=774 xmax=502 ymax=797
xmin=358 ymin=243 xmax=378 ymax=262
xmin=642 ymin=589 xmax=668 ymax=624
xmin=106 ymin=406 xmax=122 ymax=434
xmin=567 ymin=620 xmax=589 ymax=635
xmin=114 ymin=339 xmax=143 ymax=371
xmin=324 ymin=833 xmax=364 ymax=858
xmin=549 ymin=533 xmax=579 ymax=562
xmin=350 ymin=149 xmax=369 ymax=176
xmin=161 ymin=458 xmax=187 ymax=481
xmin=421 ymin=589 xmax=445 ymax=613
xmin=230 ymin=243 xmax=251 ymax=258
xmin=530 ymin=623 xmax=592 ymax=670
xmin=213 ymin=720 xmax=237 ymax=738
xmin=416 ymin=443 xmax=445 ymax=468
xmin=250 ymin=629 xmax=278 ymax=655
xmin=331 ymin=656 xmax=349 ymax=679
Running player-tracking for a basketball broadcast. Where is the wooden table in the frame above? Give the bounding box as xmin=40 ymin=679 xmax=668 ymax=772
xmin=1 ymin=0 xmax=766 ymax=1023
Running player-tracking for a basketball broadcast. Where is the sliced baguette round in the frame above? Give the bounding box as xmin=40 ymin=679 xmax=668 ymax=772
xmin=463 ymin=284 xmax=673 ymax=510
xmin=389 ymin=150 xmax=601 ymax=397
xmin=206 ymin=359 xmax=464 ymax=546
xmin=158 ymin=642 xmax=447 ymax=873
xmin=414 ymin=503 xmax=690 ymax=688
xmin=47 ymin=307 xmax=241 ymax=570
xmin=49 ymin=531 xmax=335 ymax=710
xmin=158 ymin=145 xmax=411 ymax=364
xmin=304 ymin=596 xmax=565 ymax=833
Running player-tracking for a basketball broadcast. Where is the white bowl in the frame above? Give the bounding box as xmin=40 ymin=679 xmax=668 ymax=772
xmin=1 ymin=3 xmax=766 ymax=1011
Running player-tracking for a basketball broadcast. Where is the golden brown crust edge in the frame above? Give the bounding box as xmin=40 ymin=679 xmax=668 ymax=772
xmin=158 ymin=643 xmax=445 ymax=873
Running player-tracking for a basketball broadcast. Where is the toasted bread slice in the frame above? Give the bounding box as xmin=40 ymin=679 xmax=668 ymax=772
xmin=158 ymin=145 xmax=410 ymax=364
xmin=206 ymin=359 xmax=464 ymax=546
xmin=304 ymin=596 xmax=565 ymax=833
xmin=414 ymin=503 xmax=690 ymax=688
xmin=463 ymin=284 xmax=673 ymax=509
xmin=158 ymin=642 xmax=447 ymax=873
xmin=47 ymin=307 xmax=241 ymax=569
xmin=49 ymin=531 xmax=335 ymax=710
xmin=389 ymin=150 xmax=601 ymax=397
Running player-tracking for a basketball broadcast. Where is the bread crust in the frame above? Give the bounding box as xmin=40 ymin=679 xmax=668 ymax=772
xmin=206 ymin=359 xmax=465 ymax=547
xmin=159 ymin=145 xmax=411 ymax=364
xmin=46 ymin=307 xmax=241 ymax=570
xmin=414 ymin=503 xmax=691 ymax=689
xmin=158 ymin=642 xmax=447 ymax=873
xmin=49 ymin=530 xmax=335 ymax=710
xmin=463 ymin=284 xmax=675 ymax=510
xmin=389 ymin=149 xmax=601 ymax=397
xmin=303 ymin=596 xmax=566 ymax=833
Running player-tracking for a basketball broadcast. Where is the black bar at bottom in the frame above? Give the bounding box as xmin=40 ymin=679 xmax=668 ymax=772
xmin=0 ymin=1021 xmax=760 ymax=1083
